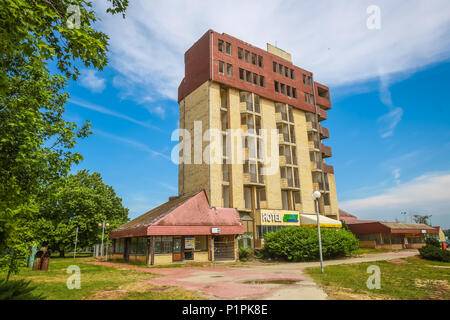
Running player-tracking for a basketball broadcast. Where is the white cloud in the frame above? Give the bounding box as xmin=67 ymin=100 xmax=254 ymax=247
xmin=94 ymin=0 xmax=450 ymax=101
xmin=69 ymin=98 xmax=164 ymax=132
xmin=340 ymin=172 xmax=450 ymax=228
xmin=392 ymin=168 xmax=401 ymax=185
xmin=377 ymin=74 xmax=403 ymax=137
xmin=95 ymin=129 xmax=171 ymax=160
xmin=79 ymin=69 xmax=106 ymax=93
xmin=146 ymin=105 xmax=165 ymax=119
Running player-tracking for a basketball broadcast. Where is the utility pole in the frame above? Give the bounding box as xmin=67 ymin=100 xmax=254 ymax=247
xmin=312 ymin=190 xmax=324 ymax=274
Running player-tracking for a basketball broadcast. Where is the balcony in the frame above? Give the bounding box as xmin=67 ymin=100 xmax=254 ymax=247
xmin=313 ymin=182 xmax=324 ymax=192
xmin=317 ymin=107 xmax=327 ymax=121
xmin=310 ymin=161 xmax=322 ymax=172
xmin=323 ymin=163 xmax=334 ymax=174
xmin=318 ymin=125 xmax=329 ymax=139
xmin=308 ymin=140 xmax=320 ymax=150
xmin=243 ymin=173 xmax=264 ymax=186
xmin=316 ymin=96 xmax=331 ymax=110
xmin=320 ymin=144 xmax=332 ymax=158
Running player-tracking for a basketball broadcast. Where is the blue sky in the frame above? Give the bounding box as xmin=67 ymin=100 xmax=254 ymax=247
xmin=65 ymin=1 xmax=450 ymax=228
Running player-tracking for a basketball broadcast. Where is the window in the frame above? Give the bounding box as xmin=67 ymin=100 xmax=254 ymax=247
xmin=195 ymin=236 xmax=208 ymax=251
xmin=285 ymin=66 xmax=289 ymax=77
xmin=293 ymin=190 xmax=301 ymax=204
xmin=303 ymin=74 xmax=313 ymax=86
xmin=258 ymin=55 xmax=263 ymax=67
xmin=274 ymin=81 xmax=279 ymax=92
xmin=246 ymin=70 xmax=252 ymax=83
xmin=222 ymin=185 xmax=230 ymax=207
xmin=226 ymin=63 xmax=233 ymax=76
xmin=273 ymin=62 xmax=277 ymax=73
xmin=114 ymin=239 xmax=125 ymax=253
xmin=280 ymin=83 xmax=286 ymax=95
xmin=260 ymin=75 xmax=265 ymax=87
xmin=281 ymin=190 xmax=289 ymax=210
xmin=220 ymin=88 xmax=227 ymax=108
xmin=253 ymin=73 xmax=258 ymax=85
xmin=221 ymin=110 xmax=228 ymax=131
xmin=287 ymin=85 xmax=291 ymax=97
xmin=245 ymin=50 xmax=250 ymax=62
xmin=218 ymin=39 xmax=224 ymax=52
xmin=292 ymin=87 xmax=297 ymax=98
xmin=249 ymin=53 xmax=256 ymax=65
xmin=222 ymin=163 xmax=229 ymax=181
xmin=130 ymin=237 xmax=146 ymax=255
xmin=154 ymin=236 xmax=173 ymax=254
xmin=238 ymin=47 xmax=243 ymax=60
xmin=218 ymin=60 xmax=224 ymax=74
xmin=324 ymin=193 xmax=330 ymax=206
xmin=244 ymin=187 xmax=252 ymax=209
xmin=239 ymin=68 xmax=244 ymax=80
xmin=278 ymin=64 xmax=283 ymax=75
xmin=225 ymin=42 xmax=232 ymax=55
xmin=305 ymin=92 xmax=315 ymax=104
xmin=290 ymin=69 xmax=295 ymax=80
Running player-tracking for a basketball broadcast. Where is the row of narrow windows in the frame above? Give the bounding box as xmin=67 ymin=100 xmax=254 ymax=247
xmin=273 ymin=62 xmax=295 ymax=80
xmin=239 ymin=68 xmax=265 ymax=87
xmin=274 ymin=81 xmax=297 ymax=98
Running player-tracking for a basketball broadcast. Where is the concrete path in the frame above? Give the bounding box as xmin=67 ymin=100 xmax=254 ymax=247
xmin=89 ymin=250 xmax=418 ymax=300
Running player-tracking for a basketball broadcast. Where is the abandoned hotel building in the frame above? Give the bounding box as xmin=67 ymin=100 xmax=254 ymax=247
xmin=110 ymin=30 xmax=341 ymax=264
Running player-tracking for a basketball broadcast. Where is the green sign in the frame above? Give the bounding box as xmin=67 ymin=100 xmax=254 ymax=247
xmin=283 ymin=214 xmax=298 ymax=222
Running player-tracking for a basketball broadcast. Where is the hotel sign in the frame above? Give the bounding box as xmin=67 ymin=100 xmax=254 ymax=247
xmin=262 ymin=213 xmax=299 ymax=223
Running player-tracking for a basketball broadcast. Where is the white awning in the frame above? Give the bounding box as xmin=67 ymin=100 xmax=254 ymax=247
xmin=300 ymin=214 xmax=342 ymax=228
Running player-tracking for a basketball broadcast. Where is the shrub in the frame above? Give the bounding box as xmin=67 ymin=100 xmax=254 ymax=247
xmin=425 ymin=237 xmax=440 ymax=248
xmin=0 ymin=279 xmax=44 ymax=300
xmin=262 ymin=226 xmax=359 ymax=262
xmin=419 ymin=245 xmax=450 ymax=262
xmin=239 ymin=247 xmax=251 ymax=262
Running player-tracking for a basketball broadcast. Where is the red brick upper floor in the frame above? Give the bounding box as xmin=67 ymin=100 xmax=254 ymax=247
xmin=178 ymin=30 xmax=332 ymax=119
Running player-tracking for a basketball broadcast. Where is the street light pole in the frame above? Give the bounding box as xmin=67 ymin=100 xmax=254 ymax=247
xmin=73 ymin=225 xmax=79 ymax=259
xmin=312 ymin=190 xmax=324 ymax=274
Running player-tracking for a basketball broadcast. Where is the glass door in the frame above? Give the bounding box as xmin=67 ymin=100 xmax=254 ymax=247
xmin=173 ymin=237 xmax=182 ymax=261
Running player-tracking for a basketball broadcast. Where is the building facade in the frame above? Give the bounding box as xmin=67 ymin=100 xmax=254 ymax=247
xmin=177 ymin=30 xmax=340 ymax=248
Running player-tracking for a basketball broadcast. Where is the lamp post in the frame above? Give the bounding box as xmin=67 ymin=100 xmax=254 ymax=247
xmin=312 ymin=190 xmax=324 ymax=274
xmin=98 ymin=221 xmax=110 ymax=261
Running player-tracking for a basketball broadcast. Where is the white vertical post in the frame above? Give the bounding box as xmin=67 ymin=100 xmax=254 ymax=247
xmin=100 ymin=220 xmax=105 ymax=261
xmin=73 ymin=226 xmax=79 ymax=259
xmin=315 ymin=197 xmax=324 ymax=274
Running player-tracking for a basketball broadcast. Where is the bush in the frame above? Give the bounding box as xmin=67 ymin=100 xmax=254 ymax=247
xmin=262 ymin=226 xmax=359 ymax=262
xmin=239 ymin=247 xmax=251 ymax=262
xmin=419 ymin=244 xmax=450 ymax=262
xmin=0 ymin=279 xmax=44 ymax=300
xmin=425 ymin=237 xmax=440 ymax=248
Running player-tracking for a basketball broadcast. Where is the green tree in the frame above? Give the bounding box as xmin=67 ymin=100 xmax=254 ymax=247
xmin=412 ymin=214 xmax=432 ymax=226
xmin=30 ymin=170 xmax=129 ymax=257
xmin=0 ymin=0 xmax=128 ymax=277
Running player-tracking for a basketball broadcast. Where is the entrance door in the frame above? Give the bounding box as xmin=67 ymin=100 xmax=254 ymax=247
xmin=173 ymin=237 xmax=182 ymax=262
xmin=213 ymin=236 xmax=235 ymax=260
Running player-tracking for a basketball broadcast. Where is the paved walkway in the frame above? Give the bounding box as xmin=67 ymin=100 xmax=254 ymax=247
xmin=89 ymin=250 xmax=418 ymax=300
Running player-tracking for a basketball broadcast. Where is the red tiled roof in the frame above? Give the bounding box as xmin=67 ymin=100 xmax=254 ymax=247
xmin=109 ymin=190 xmax=244 ymax=238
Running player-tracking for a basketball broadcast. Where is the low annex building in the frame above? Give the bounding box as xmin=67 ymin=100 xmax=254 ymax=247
xmin=346 ymin=220 xmax=438 ymax=250
xmin=109 ymin=190 xmax=244 ymax=265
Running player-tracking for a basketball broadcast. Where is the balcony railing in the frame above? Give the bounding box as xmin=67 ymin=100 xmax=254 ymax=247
xmin=323 ymin=163 xmax=334 ymax=174
xmin=318 ymin=125 xmax=329 ymax=139
xmin=316 ymin=95 xmax=331 ymax=110
xmin=320 ymin=144 xmax=332 ymax=158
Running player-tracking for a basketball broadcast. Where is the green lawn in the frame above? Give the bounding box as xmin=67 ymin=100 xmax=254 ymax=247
xmin=1 ymin=257 xmax=204 ymax=300
xmin=354 ymin=248 xmax=397 ymax=255
xmin=305 ymin=255 xmax=450 ymax=300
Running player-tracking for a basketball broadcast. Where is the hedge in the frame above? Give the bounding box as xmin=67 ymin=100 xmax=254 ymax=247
xmin=262 ymin=226 xmax=359 ymax=262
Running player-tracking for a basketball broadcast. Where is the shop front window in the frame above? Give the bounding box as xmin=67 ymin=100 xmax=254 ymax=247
xmin=195 ymin=236 xmax=208 ymax=251
xmin=154 ymin=236 xmax=173 ymax=254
